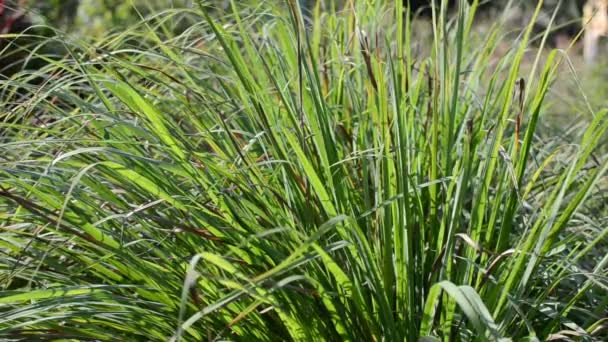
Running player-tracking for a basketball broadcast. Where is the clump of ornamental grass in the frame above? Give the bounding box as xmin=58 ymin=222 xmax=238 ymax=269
xmin=1 ymin=0 xmax=607 ymax=341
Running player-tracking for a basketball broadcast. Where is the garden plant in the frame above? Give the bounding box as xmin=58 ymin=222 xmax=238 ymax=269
xmin=0 ymin=0 xmax=607 ymax=341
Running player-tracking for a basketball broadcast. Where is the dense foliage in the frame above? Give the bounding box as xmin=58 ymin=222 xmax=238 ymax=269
xmin=1 ymin=0 xmax=607 ymax=341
